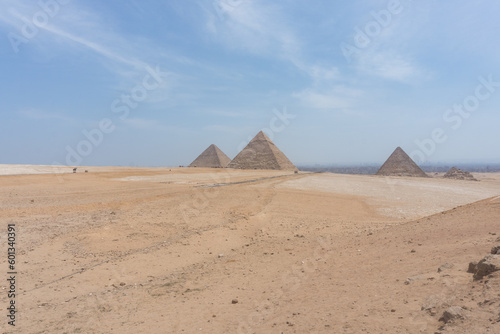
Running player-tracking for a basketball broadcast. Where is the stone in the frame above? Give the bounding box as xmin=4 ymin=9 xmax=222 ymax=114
xmin=440 ymin=306 xmax=465 ymax=323
xmin=231 ymin=299 xmax=238 ymax=304
xmin=421 ymin=295 xmax=444 ymax=316
xmin=438 ymin=263 xmax=454 ymax=273
xmin=491 ymin=244 xmax=500 ymax=255
xmin=467 ymin=261 xmax=478 ymax=273
xmin=473 ymin=255 xmax=500 ymax=279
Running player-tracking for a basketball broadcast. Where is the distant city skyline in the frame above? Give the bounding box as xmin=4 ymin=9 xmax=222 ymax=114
xmin=1 ymin=0 xmax=499 ymax=167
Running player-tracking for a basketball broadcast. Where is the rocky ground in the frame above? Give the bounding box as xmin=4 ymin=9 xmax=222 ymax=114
xmin=0 ymin=167 xmax=499 ymax=333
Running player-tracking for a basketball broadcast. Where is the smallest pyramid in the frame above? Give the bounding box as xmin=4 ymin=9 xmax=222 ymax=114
xmin=376 ymin=147 xmax=428 ymax=177
xmin=443 ymin=167 xmax=477 ymax=181
xmin=189 ymin=144 xmax=231 ymax=168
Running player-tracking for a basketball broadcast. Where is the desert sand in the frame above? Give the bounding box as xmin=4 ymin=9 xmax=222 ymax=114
xmin=1 ymin=166 xmax=499 ymax=333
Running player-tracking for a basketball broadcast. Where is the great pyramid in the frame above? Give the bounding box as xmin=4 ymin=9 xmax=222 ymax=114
xmin=227 ymin=131 xmax=297 ymax=171
xmin=189 ymin=144 xmax=231 ymax=168
xmin=376 ymin=146 xmax=428 ymax=177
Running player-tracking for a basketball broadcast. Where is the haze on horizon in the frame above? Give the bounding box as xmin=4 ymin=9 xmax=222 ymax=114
xmin=1 ymin=0 xmax=499 ymax=167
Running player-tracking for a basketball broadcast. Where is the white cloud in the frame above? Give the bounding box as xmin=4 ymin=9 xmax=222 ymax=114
xmin=356 ymin=50 xmax=428 ymax=83
xmin=293 ymin=85 xmax=363 ymax=111
xmin=337 ymin=1 xmax=432 ymax=83
xmin=121 ymin=118 xmax=160 ymax=129
xmin=41 ymin=24 xmax=148 ymax=70
xmin=1 ymin=1 xmax=156 ymax=77
xmin=293 ymin=62 xmax=342 ymax=83
xmin=203 ymin=1 xmax=300 ymax=64
xmin=121 ymin=118 xmax=184 ymax=133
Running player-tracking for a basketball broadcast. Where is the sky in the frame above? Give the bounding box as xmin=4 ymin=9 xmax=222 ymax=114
xmin=0 ymin=0 xmax=499 ymax=167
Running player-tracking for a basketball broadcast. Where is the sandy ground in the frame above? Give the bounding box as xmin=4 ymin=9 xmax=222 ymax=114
xmin=0 ymin=166 xmax=499 ymax=334
xmin=0 ymin=164 xmax=136 ymax=176
xmin=278 ymin=172 xmax=500 ymax=220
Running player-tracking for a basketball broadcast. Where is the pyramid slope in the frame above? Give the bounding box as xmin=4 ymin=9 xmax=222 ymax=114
xmin=227 ymin=131 xmax=297 ymax=171
xmin=189 ymin=144 xmax=231 ymax=168
xmin=376 ymin=147 xmax=428 ymax=177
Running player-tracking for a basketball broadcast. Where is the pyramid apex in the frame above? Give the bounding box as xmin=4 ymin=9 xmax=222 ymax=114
xmin=253 ymin=130 xmax=271 ymax=141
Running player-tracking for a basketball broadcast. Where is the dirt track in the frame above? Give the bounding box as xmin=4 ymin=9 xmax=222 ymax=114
xmin=0 ymin=167 xmax=499 ymax=333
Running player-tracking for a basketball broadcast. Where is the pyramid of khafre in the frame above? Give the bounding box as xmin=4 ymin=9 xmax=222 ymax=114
xmin=189 ymin=144 xmax=231 ymax=168
xmin=376 ymin=146 xmax=428 ymax=177
xmin=227 ymin=131 xmax=297 ymax=171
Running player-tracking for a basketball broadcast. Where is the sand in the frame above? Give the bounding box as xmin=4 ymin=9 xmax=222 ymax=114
xmin=0 ymin=164 xmax=144 ymax=176
xmin=278 ymin=172 xmax=500 ymax=219
xmin=0 ymin=166 xmax=499 ymax=333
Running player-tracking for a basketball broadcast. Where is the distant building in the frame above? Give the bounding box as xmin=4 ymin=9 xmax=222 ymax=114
xmin=227 ymin=131 xmax=297 ymax=171
xmin=189 ymin=144 xmax=231 ymax=168
xmin=376 ymin=147 xmax=428 ymax=177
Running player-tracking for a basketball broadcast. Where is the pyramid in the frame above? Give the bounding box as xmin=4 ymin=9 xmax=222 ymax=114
xmin=227 ymin=131 xmax=297 ymax=171
xmin=443 ymin=167 xmax=477 ymax=181
xmin=376 ymin=147 xmax=428 ymax=177
xmin=189 ymin=144 xmax=231 ymax=168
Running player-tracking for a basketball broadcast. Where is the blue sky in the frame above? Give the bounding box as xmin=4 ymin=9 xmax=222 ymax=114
xmin=0 ymin=0 xmax=499 ymax=167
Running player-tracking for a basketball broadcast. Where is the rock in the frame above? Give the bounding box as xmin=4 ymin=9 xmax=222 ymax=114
xmin=405 ymin=274 xmax=424 ymax=285
xmin=491 ymin=244 xmax=500 ymax=255
xmin=421 ymin=295 xmax=444 ymax=316
xmin=438 ymin=263 xmax=454 ymax=273
xmin=441 ymin=306 xmax=465 ymax=323
xmin=218 ymin=254 xmax=224 ymax=258
xmin=231 ymin=299 xmax=238 ymax=304
xmin=467 ymin=261 xmax=478 ymax=273
xmin=473 ymin=254 xmax=500 ymax=279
